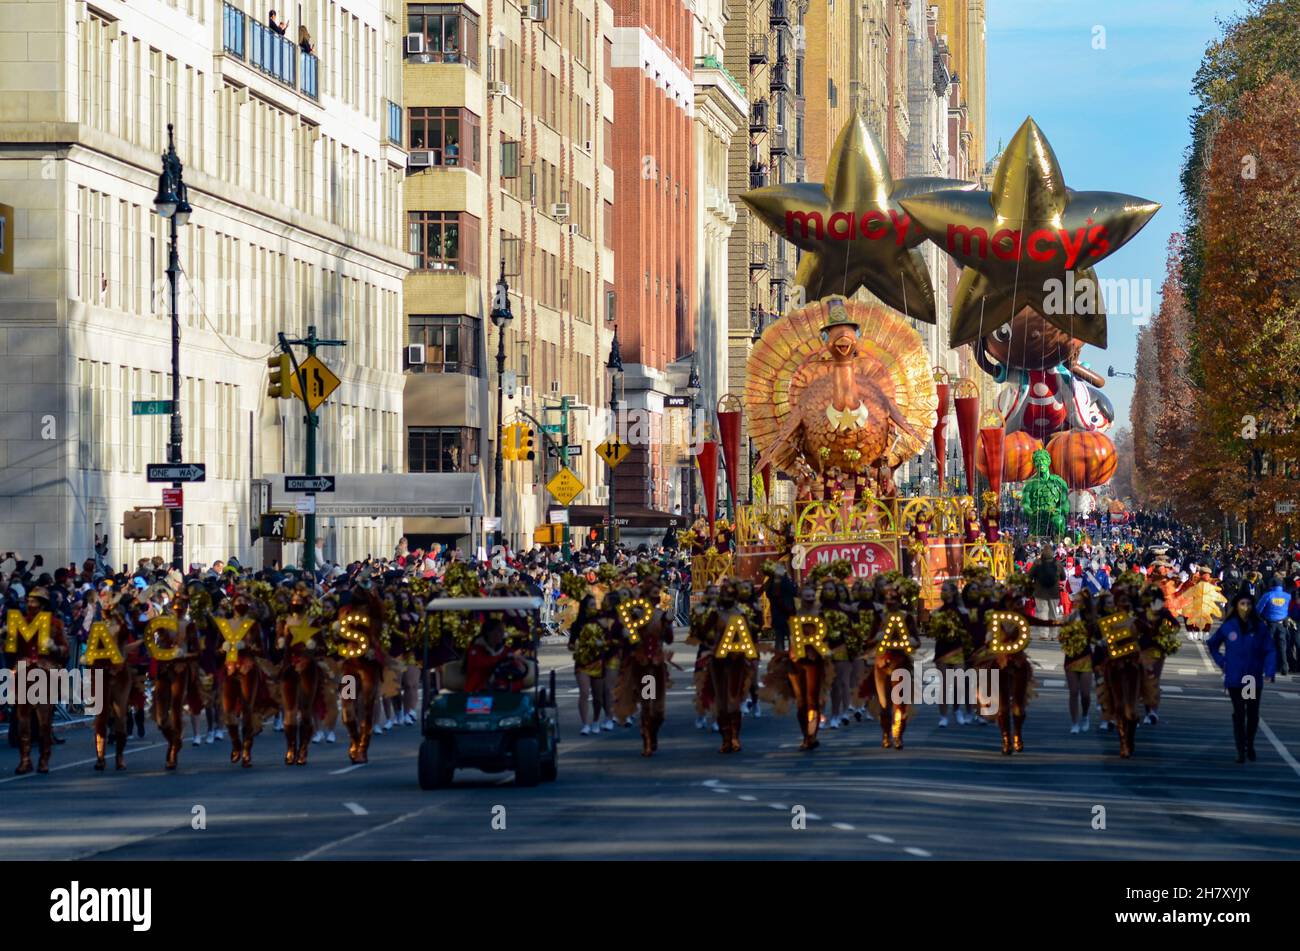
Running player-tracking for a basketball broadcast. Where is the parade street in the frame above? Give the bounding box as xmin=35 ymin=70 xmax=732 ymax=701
xmin=3 ymin=638 xmax=1298 ymax=862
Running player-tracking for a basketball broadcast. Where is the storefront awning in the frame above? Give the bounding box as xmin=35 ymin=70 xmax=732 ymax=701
xmin=565 ymin=505 xmax=687 ymax=530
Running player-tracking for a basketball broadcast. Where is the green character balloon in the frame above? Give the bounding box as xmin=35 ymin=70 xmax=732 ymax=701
xmin=1021 ymin=449 xmax=1069 ymax=538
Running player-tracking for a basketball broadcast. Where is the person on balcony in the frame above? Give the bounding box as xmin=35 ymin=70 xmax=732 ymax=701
xmin=268 ymin=9 xmax=288 ymax=36
xmin=299 ymin=24 xmax=314 ymax=53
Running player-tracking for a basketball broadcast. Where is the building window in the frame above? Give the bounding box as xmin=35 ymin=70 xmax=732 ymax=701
xmin=408 ymin=426 xmax=478 ymax=472
xmin=407 ymin=4 xmax=480 ymax=70
xmin=408 ymin=106 xmax=480 ymax=172
xmin=408 ymin=211 xmax=480 ymax=273
xmin=409 ymin=315 xmax=481 ymax=375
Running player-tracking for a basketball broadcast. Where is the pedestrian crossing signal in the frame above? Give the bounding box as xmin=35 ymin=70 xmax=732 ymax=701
xmin=266 ymin=353 xmax=292 ymax=399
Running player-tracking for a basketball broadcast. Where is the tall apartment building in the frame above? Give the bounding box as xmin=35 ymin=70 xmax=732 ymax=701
xmin=0 ymin=0 xmax=408 ymax=568
xmin=691 ymin=0 xmax=743 ymax=431
xmin=607 ymin=0 xmax=696 ymax=520
xmin=722 ymin=0 xmax=804 ymax=502
xmin=400 ymin=0 xmax=616 ymax=552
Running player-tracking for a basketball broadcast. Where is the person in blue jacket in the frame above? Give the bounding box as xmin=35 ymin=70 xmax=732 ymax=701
xmin=1207 ymin=590 xmax=1277 ymax=763
xmin=1256 ymin=574 xmax=1292 ymax=676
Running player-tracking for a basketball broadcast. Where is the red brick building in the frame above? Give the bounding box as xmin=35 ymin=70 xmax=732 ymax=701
xmin=609 ymin=0 xmax=697 ymax=515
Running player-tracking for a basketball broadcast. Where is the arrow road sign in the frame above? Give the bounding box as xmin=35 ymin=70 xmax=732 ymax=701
xmin=290 ymin=355 xmax=341 ymax=412
xmin=285 ymin=475 xmax=336 ymax=493
xmin=547 ymin=445 xmax=583 ymax=458
xmin=596 ymin=438 xmax=631 ymax=469
xmin=147 ymin=463 xmax=206 ymax=483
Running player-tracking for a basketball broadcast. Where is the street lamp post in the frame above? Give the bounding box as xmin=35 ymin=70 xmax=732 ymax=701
xmin=606 ymin=329 xmax=624 ymax=561
xmin=153 ymin=123 xmax=192 ymax=571
xmin=686 ymin=356 xmax=700 ymax=518
xmin=490 ymin=261 xmax=513 ymax=554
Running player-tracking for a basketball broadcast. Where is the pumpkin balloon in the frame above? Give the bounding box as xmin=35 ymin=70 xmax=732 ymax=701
xmin=977 ymin=430 xmax=1041 ymax=483
xmin=1047 ymin=430 xmax=1116 ymax=489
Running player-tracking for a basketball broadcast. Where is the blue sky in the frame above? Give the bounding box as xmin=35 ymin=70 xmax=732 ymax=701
xmin=984 ymin=0 xmax=1251 ymax=425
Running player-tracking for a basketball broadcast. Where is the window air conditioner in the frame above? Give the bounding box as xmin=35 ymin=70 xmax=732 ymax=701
xmin=404 ymin=33 xmax=426 ymax=55
xmin=408 ymin=150 xmax=433 ymax=168
xmin=488 ymin=80 xmax=511 ymax=98
xmin=405 ymin=343 xmax=426 ymax=366
xmin=550 ymin=202 xmax=570 ymax=219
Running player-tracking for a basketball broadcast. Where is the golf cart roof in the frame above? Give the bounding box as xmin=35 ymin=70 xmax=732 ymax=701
xmin=424 ymin=597 xmax=543 ymax=612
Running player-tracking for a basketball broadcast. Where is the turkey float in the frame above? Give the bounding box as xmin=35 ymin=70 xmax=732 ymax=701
xmin=745 ymin=297 xmax=937 ymax=499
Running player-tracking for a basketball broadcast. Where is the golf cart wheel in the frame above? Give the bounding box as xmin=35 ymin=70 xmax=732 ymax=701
xmin=541 ymin=752 xmax=558 ymax=782
xmin=515 ymin=737 xmax=541 ymax=787
xmin=418 ymin=739 xmax=452 ymax=790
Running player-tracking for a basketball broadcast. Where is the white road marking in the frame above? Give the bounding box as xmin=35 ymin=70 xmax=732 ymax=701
xmin=1177 ymin=668 xmax=1200 ymax=676
xmin=0 ymin=741 xmax=168 ymax=784
xmin=295 ymin=805 xmax=434 ymax=860
xmin=832 ymin=822 xmax=855 ymax=831
xmin=768 ymin=803 xmax=787 ymax=810
xmin=738 ymin=794 xmax=757 ymax=802
xmin=1277 ymin=693 xmax=1298 ymax=700
xmin=904 ymin=847 xmax=932 ymax=857
xmin=869 ymin=834 xmax=895 ymax=844
xmin=330 ymin=763 xmax=366 ymax=775
xmin=343 ymin=802 xmax=368 ymax=816
xmin=1194 ymin=638 xmax=1219 ymax=675
xmin=1043 ymin=680 xmax=1065 ymax=688
xmin=711 ymin=787 xmax=730 ymax=794
xmin=804 ymin=813 xmax=821 ymax=821
xmin=1161 ymin=685 xmax=1183 ymax=693
xmin=1257 ymin=719 xmax=1300 ymax=780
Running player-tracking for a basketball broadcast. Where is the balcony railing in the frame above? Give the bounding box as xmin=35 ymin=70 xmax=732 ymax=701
xmin=770 ymin=56 xmax=789 ymax=91
xmin=750 ymin=98 xmax=768 ymax=133
xmin=301 ymin=50 xmax=319 ymax=98
xmin=770 ymin=255 xmax=789 ymax=282
xmin=223 ymin=2 xmax=246 ymax=59
xmin=749 ymin=35 xmax=768 ymax=65
xmin=750 ymin=242 xmax=769 ymax=271
xmin=250 ymin=20 xmax=296 ymax=88
xmin=770 ymin=127 xmax=788 ymax=155
xmin=749 ymin=164 xmax=768 ymax=189
xmin=387 ymin=100 xmax=402 ymax=144
xmin=771 ymin=0 xmax=789 ymax=26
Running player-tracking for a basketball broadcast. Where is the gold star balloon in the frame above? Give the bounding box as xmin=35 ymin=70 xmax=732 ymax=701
xmin=287 ymin=621 xmax=320 ymax=648
xmin=740 ymin=114 xmax=974 ymax=323
xmin=899 ymin=117 xmax=1161 ymax=349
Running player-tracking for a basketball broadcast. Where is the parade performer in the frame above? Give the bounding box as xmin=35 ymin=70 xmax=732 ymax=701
xmin=823 ymin=580 xmax=855 ymax=729
xmin=1058 ymin=590 xmax=1094 ymax=734
xmin=217 ymin=593 xmax=275 ymax=767
xmin=928 ymin=580 xmax=971 ymax=727
xmin=5 ymin=588 xmax=70 ymax=774
xmin=85 ymin=591 xmax=139 ymax=772
xmin=614 ymin=578 xmax=674 ymax=756
xmin=760 ymin=583 xmax=833 ymax=750
xmin=971 ymin=579 xmax=1035 ymax=755
xmin=867 ymin=578 xmax=919 ymax=750
xmin=1135 ymin=584 xmax=1180 ymax=726
xmin=1099 ymin=585 xmax=1143 ymax=758
xmin=707 ymin=581 xmax=759 ymax=753
xmin=336 ymin=585 xmax=388 ymax=764
xmin=149 ymin=590 xmax=204 ymax=769
xmin=567 ymin=587 xmax=607 ymax=736
xmin=690 ymin=584 xmax=719 ymax=730
xmin=276 ymin=589 xmax=326 ymax=765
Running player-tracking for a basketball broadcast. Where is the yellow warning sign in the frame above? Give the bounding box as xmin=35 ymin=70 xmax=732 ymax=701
xmin=545 ymin=467 xmax=585 ymax=506
xmin=290 ymin=355 xmax=341 ymax=412
xmin=595 ymin=437 xmax=631 ymax=469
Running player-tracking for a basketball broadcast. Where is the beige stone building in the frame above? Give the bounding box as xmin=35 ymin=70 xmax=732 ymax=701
xmin=400 ymin=0 xmax=616 ymax=552
xmin=0 ymin=0 xmax=408 ymax=568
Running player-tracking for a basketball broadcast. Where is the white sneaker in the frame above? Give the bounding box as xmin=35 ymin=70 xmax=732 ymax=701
xmin=829 ymin=717 xmax=840 ymax=730
xmin=695 ymin=716 xmax=707 ymax=729
xmin=602 ymin=719 xmax=615 ymax=731
xmin=580 ymin=724 xmax=592 ymax=735
xmin=326 ymin=731 xmax=337 ymax=743
xmin=404 ymin=711 xmax=416 ymax=725
xmin=384 ymin=717 xmax=395 ymax=730
xmin=955 ymin=709 xmax=967 ymax=725
xmin=753 ymin=704 xmax=762 ymax=718
xmin=205 ymin=730 xmax=215 ymax=744
xmin=273 ymin=714 xmax=283 ymax=732
xmin=938 ymin=716 xmax=949 ymax=728
xmin=192 ymin=734 xmax=202 ymax=747
xmin=1081 ymin=718 xmax=1090 ymax=733
xmin=312 ymin=730 xmax=323 ymax=743
xmin=711 ymin=721 xmax=720 ymax=733
xmin=1070 ymin=723 xmax=1081 ymax=734
xmin=214 ymin=728 xmax=226 ymax=740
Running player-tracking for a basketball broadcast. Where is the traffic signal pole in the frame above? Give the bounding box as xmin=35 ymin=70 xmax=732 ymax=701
xmin=277 ymin=326 xmax=345 ymax=574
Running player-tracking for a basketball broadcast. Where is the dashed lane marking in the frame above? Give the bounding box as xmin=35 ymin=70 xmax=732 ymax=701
xmin=343 ymin=802 xmax=368 ymax=815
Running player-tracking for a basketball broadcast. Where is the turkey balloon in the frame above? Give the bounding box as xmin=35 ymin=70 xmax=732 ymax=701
xmin=745 ymin=297 xmax=937 ymax=499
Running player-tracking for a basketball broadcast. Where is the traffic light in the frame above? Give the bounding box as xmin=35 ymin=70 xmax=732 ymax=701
xmin=521 ymin=427 xmax=536 ymax=461
xmin=267 ymin=353 xmax=292 ymax=399
xmin=501 ymin=423 xmax=518 ymax=460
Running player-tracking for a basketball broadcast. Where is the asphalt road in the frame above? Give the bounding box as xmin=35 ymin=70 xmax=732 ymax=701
xmin=3 ymin=635 xmax=1299 ymax=860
